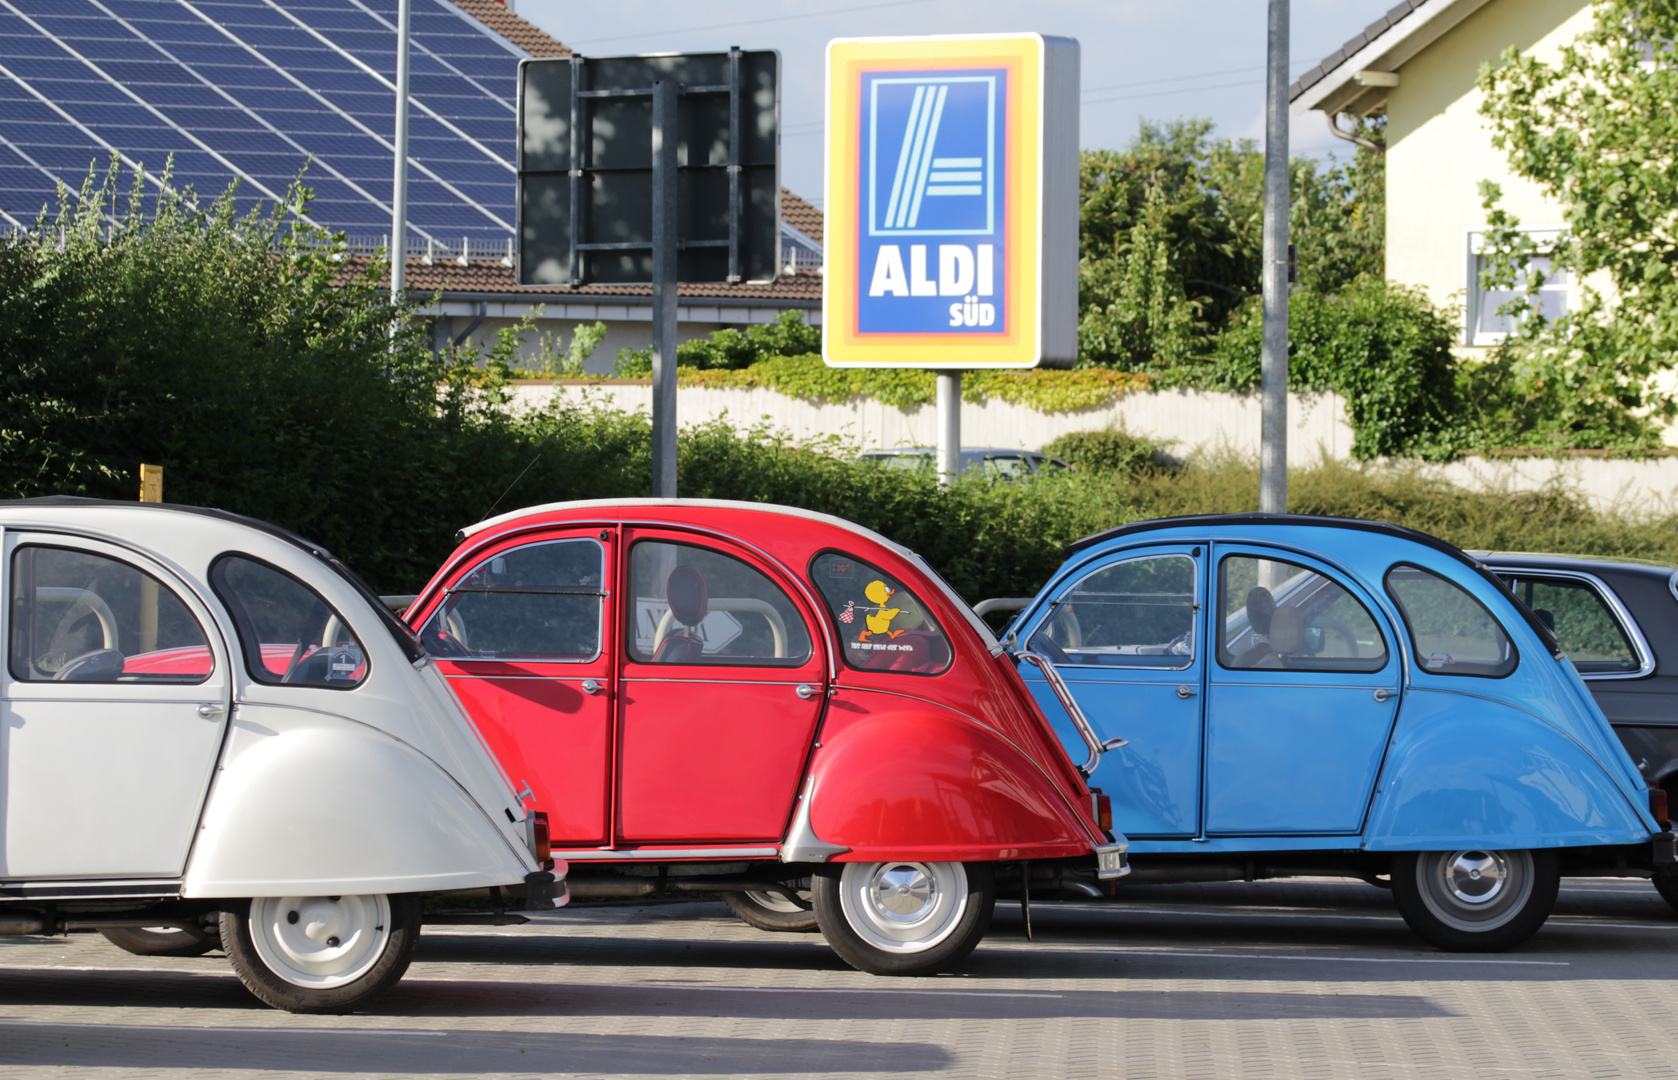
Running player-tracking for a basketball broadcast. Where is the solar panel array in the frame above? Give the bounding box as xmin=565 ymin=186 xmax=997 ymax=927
xmin=0 ymin=0 xmax=523 ymax=250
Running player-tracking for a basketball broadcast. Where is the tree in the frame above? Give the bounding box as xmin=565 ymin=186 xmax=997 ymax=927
xmin=1076 ymin=118 xmax=1385 ymax=369
xmin=1475 ymin=0 xmax=1678 ymax=447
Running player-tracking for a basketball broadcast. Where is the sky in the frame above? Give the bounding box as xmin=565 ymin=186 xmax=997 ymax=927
xmin=511 ymin=0 xmax=1400 ymax=207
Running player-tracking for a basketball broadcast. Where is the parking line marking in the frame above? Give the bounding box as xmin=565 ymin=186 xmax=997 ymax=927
xmin=404 ymin=976 xmax=1063 ymax=999
xmin=0 ymin=1019 xmax=447 ymax=1036
xmin=990 ymin=944 xmax=1568 ymax=966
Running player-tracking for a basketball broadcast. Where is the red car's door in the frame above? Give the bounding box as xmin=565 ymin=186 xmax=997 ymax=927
xmin=616 ymin=530 xmax=827 ymax=843
xmin=417 ymin=530 xmax=615 ymax=845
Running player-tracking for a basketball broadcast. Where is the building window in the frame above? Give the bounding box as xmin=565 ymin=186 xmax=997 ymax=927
xmin=1466 ymin=229 xmax=1568 ymax=346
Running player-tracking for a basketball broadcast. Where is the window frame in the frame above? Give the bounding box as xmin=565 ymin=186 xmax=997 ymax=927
xmin=209 ymin=552 xmax=370 ymax=690
xmin=8 ymin=542 xmax=215 ymax=686
xmin=626 ymin=538 xmax=815 ymax=669
xmin=1465 ymin=226 xmax=1569 ymax=347
xmin=1384 ymin=561 xmax=1519 ymax=680
xmin=808 ymin=548 xmax=953 ymax=677
xmin=1037 ymin=551 xmax=1200 ymax=672
xmin=1213 ymin=551 xmax=1390 ymax=675
xmin=1488 ymin=566 xmax=1654 ymax=681
xmin=425 ymin=537 xmax=607 ymax=664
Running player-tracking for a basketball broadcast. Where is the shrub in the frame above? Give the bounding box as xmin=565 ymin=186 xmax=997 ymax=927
xmin=1040 ymin=428 xmax=1175 ymax=475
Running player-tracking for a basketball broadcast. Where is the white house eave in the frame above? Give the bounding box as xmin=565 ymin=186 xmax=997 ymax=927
xmin=1290 ymin=0 xmax=1493 ymax=116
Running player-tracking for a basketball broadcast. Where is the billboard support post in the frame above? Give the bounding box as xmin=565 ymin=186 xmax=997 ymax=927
xmin=936 ymin=372 xmax=962 ymax=485
xmin=650 ymin=78 xmax=679 ymax=499
xmin=389 ymin=0 xmax=411 ymax=303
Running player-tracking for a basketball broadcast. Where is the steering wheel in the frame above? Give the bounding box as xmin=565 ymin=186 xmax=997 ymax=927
xmin=1314 ymin=616 xmax=1360 ymax=658
xmin=53 ymin=648 xmax=125 ymax=682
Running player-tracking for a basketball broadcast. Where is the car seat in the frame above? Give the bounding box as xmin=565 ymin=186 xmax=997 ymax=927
xmin=653 ymin=566 xmax=708 ymax=664
xmin=1232 ymin=587 xmax=1277 ymax=667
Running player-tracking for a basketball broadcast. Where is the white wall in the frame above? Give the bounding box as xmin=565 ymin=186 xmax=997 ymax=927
xmin=507 ymin=380 xmax=1678 ymax=514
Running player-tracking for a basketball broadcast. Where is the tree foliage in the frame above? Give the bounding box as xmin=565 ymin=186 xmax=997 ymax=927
xmin=1475 ymin=0 xmax=1678 ymax=449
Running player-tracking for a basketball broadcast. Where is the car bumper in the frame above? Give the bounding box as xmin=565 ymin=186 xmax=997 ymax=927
xmin=1653 ymin=831 xmax=1677 ymax=866
xmin=523 ymin=869 xmax=570 ymax=909
xmin=1096 ymin=840 xmax=1131 ymax=880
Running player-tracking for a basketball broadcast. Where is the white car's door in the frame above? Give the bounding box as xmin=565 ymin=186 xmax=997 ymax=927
xmin=1 ymin=530 xmax=231 ymax=880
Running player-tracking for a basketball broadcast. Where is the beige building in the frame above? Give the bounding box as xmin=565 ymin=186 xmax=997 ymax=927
xmin=1289 ymin=0 xmax=1593 ymax=350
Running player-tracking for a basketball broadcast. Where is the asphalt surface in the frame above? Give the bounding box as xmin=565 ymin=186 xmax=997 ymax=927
xmin=2 ymin=877 xmax=1677 ymax=1079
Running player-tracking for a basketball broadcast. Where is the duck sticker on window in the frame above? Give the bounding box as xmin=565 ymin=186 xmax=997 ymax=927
xmin=810 ymin=552 xmax=952 ymax=676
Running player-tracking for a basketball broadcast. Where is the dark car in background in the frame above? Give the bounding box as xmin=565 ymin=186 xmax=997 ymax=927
xmin=858 ymin=448 xmax=1069 ymax=482
xmin=1477 ymin=553 xmax=1678 ymax=783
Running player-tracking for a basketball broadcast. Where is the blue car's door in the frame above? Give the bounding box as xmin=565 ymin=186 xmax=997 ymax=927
xmin=1202 ymin=546 xmax=1403 ymax=835
xmin=1019 ymin=545 xmax=1206 ymax=837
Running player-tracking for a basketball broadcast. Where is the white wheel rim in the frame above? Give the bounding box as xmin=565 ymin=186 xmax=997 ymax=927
xmin=1416 ymin=850 xmax=1534 ymax=933
xmin=248 ymin=895 xmax=390 ymax=990
xmin=743 ymin=889 xmax=809 ymax=914
xmin=837 ymin=862 xmax=967 ymax=954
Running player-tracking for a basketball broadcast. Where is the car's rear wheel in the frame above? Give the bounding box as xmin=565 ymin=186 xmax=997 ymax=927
xmin=220 ymin=894 xmax=421 ymax=1013
xmin=1391 ymin=849 xmax=1558 ymax=951
xmin=100 ymin=923 xmax=220 ymax=958
xmin=812 ymin=861 xmax=994 ymax=976
xmin=722 ymin=886 xmax=817 ymax=932
xmin=1651 ymin=867 xmax=1678 ymax=913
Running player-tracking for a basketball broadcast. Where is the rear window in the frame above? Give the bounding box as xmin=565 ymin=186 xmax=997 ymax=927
xmin=211 ymin=555 xmax=368 ymax=689
xmin=810 ymin=552 xmax=951 ymax=675
xmin=1385 ymin=564 xmax=1517 ymax=678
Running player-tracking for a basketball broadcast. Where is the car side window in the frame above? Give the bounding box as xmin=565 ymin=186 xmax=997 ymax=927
xmin=1028 ymin=554 xmax=1196 ymax=669
xmin=1219 ymin=555 xmax=1388 ymax=673
xmin=210 ymin=555 xmax=368 ymax=688
xmin=811 ymin=552 xmax=952 ymax=675
xmin=9 ymin=545 xmax=212 ymax=684
xmin=1496 ymin=574 xmax=1641 ymax=675
xmin=422 ymin=539 xmax=604 ymax=662
xmin=1385 ymin=563 xmax=1516 ymax=678
xmin=629 ymin=541 xmax=812 ymax=666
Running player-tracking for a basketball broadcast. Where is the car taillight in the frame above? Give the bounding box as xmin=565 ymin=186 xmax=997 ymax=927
xmin=1651 ymin=787 xmax=1669 ymax=828
xmin=532 ymin=811 xmax=551 ymax=867
xmin=1090 ymin=789 xmax=1112 ymax=833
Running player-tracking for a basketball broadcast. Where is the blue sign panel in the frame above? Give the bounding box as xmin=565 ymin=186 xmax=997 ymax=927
xmin=856 ymin=68 xmax=1008 ymax=336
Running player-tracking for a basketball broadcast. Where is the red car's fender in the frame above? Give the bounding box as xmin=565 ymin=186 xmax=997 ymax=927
xmin=806 ymin=690 xmax=1100 ymax=863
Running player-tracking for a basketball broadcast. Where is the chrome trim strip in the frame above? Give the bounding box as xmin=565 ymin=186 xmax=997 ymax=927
xmin=781 ymin=775 xmax=850 ymax=863
xmin=557 ymin=847 xmax=779 ymax=860
xmin=1488 ymin=565 xmax=1656 ymax=680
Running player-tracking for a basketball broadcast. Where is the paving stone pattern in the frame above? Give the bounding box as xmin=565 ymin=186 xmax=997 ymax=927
xmin=0 ymin=878 xmax=1675 ymax=1079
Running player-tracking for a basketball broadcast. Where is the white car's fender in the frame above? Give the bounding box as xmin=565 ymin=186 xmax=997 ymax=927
xmin=184 ymin=704 xmax=534 ymax=898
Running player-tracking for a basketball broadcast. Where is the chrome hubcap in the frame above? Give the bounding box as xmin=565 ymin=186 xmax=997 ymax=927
xmin=872 ymin=865 xmax=935 ymax=919
xmin=837 ymin=861 xmax=969 ymax=954
xmin=1415 ymin=849 xmax=1535 ymax=933
xmin=1445 ymin=851 xmax=1508 ymax=905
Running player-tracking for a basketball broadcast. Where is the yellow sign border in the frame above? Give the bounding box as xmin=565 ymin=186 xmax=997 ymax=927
xmin=823 ymin=35 xmax=1045 ymax=369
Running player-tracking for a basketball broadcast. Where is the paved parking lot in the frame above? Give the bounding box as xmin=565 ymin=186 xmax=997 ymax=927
xmin=3 ymin=877 xmax=1677 ymax=1079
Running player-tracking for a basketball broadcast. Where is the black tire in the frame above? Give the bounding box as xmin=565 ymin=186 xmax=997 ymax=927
xmin=100 ymin=924 xmax=220 ymax=958
xmin=722 ymin=888 xmax=818 ymax=933
xmin=1653 ymin=867 xmax=1678 ymax=913
xmin=220 ymin=894 xmax=422 ymax=1013
xmin=812 ymin=861 xmax=995 ymax=976
xmin=1391 ymin=849 xmax=1558 ymax=952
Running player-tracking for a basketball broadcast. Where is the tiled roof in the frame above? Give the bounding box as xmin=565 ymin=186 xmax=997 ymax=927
xmin=1289 ymin=0 xmax=1421 ymax=101
xmin=447 ymin=0 xmax=571 ymax=57
xmin=379 ymin=258 xmax=822 ymax=303
xmin=782 ymin=189 xmax=824 ymax=244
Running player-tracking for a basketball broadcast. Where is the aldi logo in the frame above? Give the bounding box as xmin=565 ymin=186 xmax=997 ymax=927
xmin=825 ymin=35 xmax=1079 ymax=368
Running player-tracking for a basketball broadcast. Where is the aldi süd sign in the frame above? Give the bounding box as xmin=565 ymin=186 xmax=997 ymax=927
xmin=824 ymin=34 xmax=1079 ymax=369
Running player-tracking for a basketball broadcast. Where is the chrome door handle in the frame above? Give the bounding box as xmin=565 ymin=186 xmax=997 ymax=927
xmin=1373 ymin=688 xmax=1396 ymax=703
xmin=795 ymin=684 xmax=820 ymax=700
xmin=1176 ymin=685 xmax=1197 ymax=699
xmin=197 ymin=703 xmax=225 ymax=719
xmin=581 ymin=679 xmax=603 ymax=695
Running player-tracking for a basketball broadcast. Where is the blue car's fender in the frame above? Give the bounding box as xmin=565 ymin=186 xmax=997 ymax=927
xmin=1364 ymin=685 xmax=1653 ymax=851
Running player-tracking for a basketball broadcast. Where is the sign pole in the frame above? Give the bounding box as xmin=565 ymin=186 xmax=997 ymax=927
xmin=650 ymin=78 xmax=679 ymax=499
xmin=389 ymin=0 xmax=411 ymax=303
xmin=936 ymin=371 xmax=961 ymax=485
xmin=1259 ymin=0 xmax=1290 ymax=515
